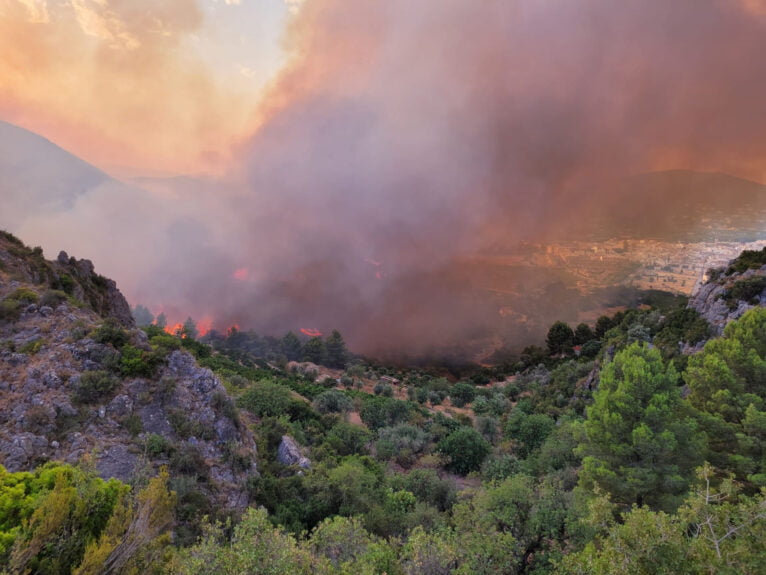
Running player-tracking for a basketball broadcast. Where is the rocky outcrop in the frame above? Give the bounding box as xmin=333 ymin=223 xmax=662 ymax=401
xmin=0 ymin=232 xmax=258 ymax=510
xmin=688 ymin=265 xmax=766 ymax=336
xmin=0 ymin=232 xmax=133 ymax=327
xmin=53 ymin=251 xmax=134 ymax=327
xmin=277 ymin=435 xmax=311 ymax=469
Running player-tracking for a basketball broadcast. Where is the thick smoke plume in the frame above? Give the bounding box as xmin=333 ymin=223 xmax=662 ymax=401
xmin=8 ymin=0 xmax=766 ymax=357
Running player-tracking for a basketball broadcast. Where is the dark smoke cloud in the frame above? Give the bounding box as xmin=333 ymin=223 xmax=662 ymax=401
xmin=10 ymin=0 xmax=766 ymax=357
xmin=203 ymin=0 xmax=766 ymax=354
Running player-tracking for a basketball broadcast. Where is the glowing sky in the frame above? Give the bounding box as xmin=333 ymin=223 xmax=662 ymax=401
xmin=0 ymin=0 xmax=294 ymax=175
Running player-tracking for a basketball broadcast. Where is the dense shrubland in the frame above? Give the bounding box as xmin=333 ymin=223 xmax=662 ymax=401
xmin=3 ymin=243 xmax=766 ymax=572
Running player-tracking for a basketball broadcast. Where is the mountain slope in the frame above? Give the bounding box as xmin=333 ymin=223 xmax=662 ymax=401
xmin=0 ymin=121 xmax=109 ymax=214
xmin=0 ymin=231 xmax=258 ymax=511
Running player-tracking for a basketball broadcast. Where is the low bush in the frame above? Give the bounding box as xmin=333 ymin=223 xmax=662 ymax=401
xmin=168 ymin=409 xmax=214 ymax=440
xmin=728 ymin=247 xmax=766 ymax=273
xmin=19 ymin=339 xmax=44 ymax=355
xmin=211 ymin=390 xmax=240 ymax=427
xmin=119 ymin=345 xmax=162 ymax=378
xmin=237 ymin=380 xmax=292 ymax=418
xmin=122 ymin=414 xmax=143 ymax=436
xmin=91 ymin=318 xmax=129 ymax=348
xmin=728 ymin=276 xmax=766 ymax=305
xmin=73 ymin=370 xmax=119 ymax=404
xmin=312 ymin=390 xmax=354 ymax=415
xmin=144 ymin=433 xmax=173 ymax=457
xmin=0 ymin=299 xmax=22 ymax=323
xmin=8 ymin=288 xmax=39 ymax=303
xmin=39 ymin=290 xmax=67 ymax=308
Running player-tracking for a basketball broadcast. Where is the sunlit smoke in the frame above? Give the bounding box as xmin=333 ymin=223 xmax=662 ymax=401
xmin=6 ymin=0 xmax=766 ymax=359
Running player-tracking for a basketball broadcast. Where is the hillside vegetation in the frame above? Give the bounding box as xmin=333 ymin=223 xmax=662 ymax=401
xmin=1 ymin=230 xmax=766 ymax=574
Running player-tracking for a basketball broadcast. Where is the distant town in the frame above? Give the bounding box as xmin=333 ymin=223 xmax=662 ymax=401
xmin=476 ymin=238 xmax=766 ymax=298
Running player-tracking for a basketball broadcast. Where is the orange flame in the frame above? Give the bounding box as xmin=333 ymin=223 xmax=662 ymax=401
xmin=165 ymin=323 xmax=183 ymax=335
xmin=197 ymin=317 xmax=213 ymax=337
xmin=300 ymin=328 xmax=323 ymax=337
xmin=233 ymin=267 xmax=249 ymax=281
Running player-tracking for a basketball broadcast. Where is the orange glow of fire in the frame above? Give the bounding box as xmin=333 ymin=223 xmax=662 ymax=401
xmin=197 ymin=317 xmax=213 ymax=337
xmin=227 ymin=324 xmax=240 ymax=336
xmin=165 ymin=323 xmax=183 ymax=335
xmin=233 ymin=267 xmax=249 ymax=281
xmin=300 ymin=328 xmax=323 ymax=337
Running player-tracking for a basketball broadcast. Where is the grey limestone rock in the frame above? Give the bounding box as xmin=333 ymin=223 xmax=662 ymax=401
xmin=277 ymin=435 xmax=311 ymax=469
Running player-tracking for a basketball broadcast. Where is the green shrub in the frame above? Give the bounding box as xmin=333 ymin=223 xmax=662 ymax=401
xmin=211 ymin=390 xmax=240 ymax=428
xmin=728 ymin=247 xmax=766 ymax=273
xmin=373 ymin=383 xmax=394 ymax=397
xmin=323 ymin=422 xmax=373 ymax=456
xmin=149 ymin=332 xmax=181 ymax=355
xmin=237 ymin=380 xmax=292 ymax=418
xmin=580 ymin=339 xmax=602 ymax=358
xmin=359 ymin=396 xmax=413 ymax=431
xmin=8 ymin=288 xmax=38 ymax=303
xmin=19 ymin=339 xmax=44 ymax=355
xmin=728 ymin=276 xmax=766 ymax=305
xmin=122 ymin=414 xmax=143 ymax=436
xmin=119 ymin=345 xmax=162 ymax=378
xmin=375 ymin=424 xmax=431 ymax=466
xmin=168 ymin=409 xmax=214 ymax=440
xmin=222 ymin=441 xmax=252 ymax=472
xmin=437 ymin=427 xmax=491 ymax=475
xmin=73 ymin=370 xmax=118 ymax=404
xmin=170 ymin=445 xmax=208 ymax=479
xmin=449 ymin=383 xmax=475 ymax=407
xmin=0 ymin=230 xmax=24 ymax=246
xmin=312 ymin=390 xmax=354 ymax=414
xmin=91 ymin=318 xmax=129 ymax=348
xmin=39 ymin=289 xmax=68 ymax=308
xmin=0 ymin=299 xmax=22 ymax=323
xmin=52 ymin=273 xmax=76 ymax=295
xmin=144 ymin=433 xmax=173 ymax=457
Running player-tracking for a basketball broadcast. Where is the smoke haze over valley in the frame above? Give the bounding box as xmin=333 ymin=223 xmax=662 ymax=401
xmin=4 ymin=0 xmax=766 ymax=358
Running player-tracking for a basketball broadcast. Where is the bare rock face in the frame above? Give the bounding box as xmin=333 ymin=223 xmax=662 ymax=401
xmin=277 ymin=435 xmax=311 ymax=469
xmin=53 ymin=251 xmax=134 ymax=327
xmin=0 ymin=233 xmax=258 ymax=511
xmin=689 ymin=265 xmax=766 ymax=336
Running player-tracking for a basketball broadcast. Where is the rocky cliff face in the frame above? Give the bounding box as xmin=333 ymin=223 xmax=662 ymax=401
xmin=0 ymin=231 xmax=134 ymax=326
xmin=689 ymin=264 xmax=766 ymax=337
xmin=0 ymin=231 xmax=257 ymax=510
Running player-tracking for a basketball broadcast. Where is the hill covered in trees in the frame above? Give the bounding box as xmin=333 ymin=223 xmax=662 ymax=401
xmin=1 ymin=231 xmax=766 ymax=574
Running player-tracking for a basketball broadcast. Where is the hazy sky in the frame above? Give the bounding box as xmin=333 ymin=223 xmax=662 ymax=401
xmin=0 ymin=0 xmax=294 ymax=175
xmin=4 ymin=0 xmax=766 ymax=357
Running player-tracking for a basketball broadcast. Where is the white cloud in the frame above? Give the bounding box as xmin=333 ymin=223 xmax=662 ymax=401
xmin=70 ymin=0 xmax=140 ymax=50
xmin=16 ymin=0 xmax=49 ymax=23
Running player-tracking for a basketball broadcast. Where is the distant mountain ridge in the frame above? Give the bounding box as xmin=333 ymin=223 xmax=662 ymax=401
xmin=0 ymin=121 xmax=110 ymax=214
xmin=555 ymin=169 xmax=766 ymax=241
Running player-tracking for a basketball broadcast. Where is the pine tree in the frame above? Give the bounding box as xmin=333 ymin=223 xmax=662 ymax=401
xmin=180 ymin=317 xmax=198 ymax=340
xmin=578 ymin=342 xmax=704 ymax=511
xmin=325 ymin=330 xmax=348 ymax=368
xmin=282 ymin=331 xmax=303 ymax=361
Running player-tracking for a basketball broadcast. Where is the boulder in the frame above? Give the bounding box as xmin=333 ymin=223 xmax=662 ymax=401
xmin=277 ymin=435 xmax=311 ymax=469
